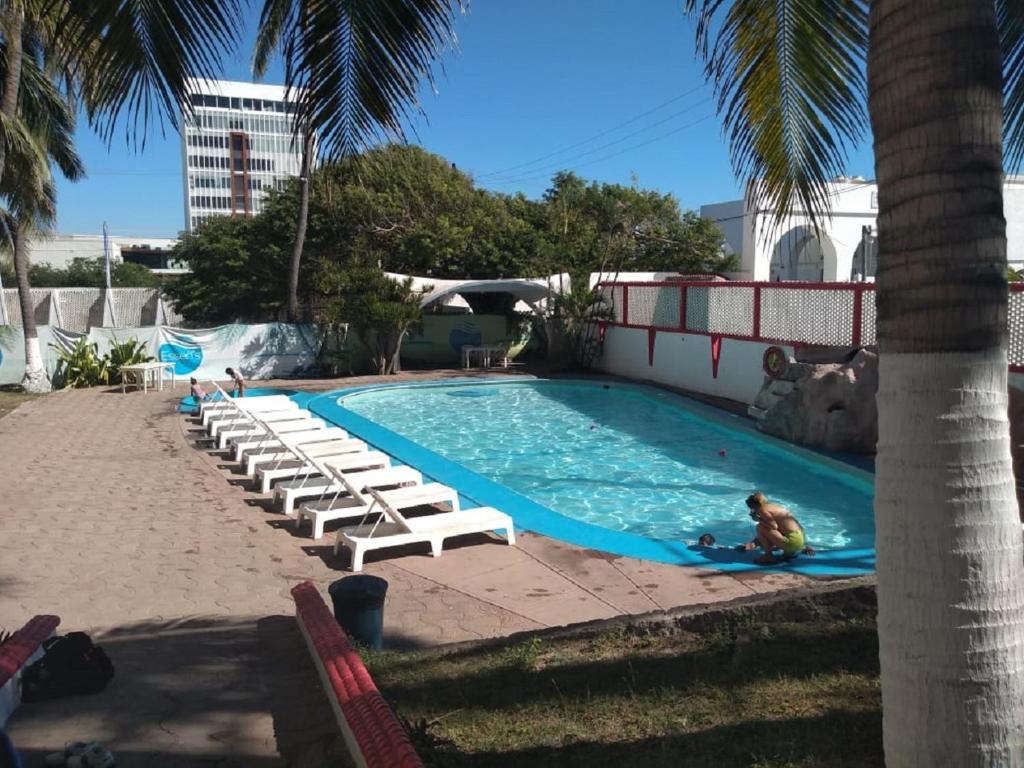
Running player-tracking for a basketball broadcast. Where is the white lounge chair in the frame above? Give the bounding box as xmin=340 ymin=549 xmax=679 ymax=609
xmin=254 ymin=438 xmax=371 ymax=492
xmin=200 ymin=393 xmax=295 ymax=426
xmin=235 ymin=426 xmax=348 ymax=464
xmin=208 ymin=408 xmax=312 ymax=439
xmin=295 ymin=463 xmax=456 ymax=539
xmin=241 ymin=430 xmax=352 ymax=474
xmin=334 ymin=487 xmax=514 ymax=571
xmin=279 ymin=462 xmax=424 ymax=519
xmin=217 ymin=416 xmax=326 ymax=450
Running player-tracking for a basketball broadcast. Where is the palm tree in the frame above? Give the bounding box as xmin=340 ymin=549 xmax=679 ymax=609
xmin=252 ymin=0 xmax=463 ymax=321
xmin=685 ymin=0 xmax=1024 ymax=762
xmin=0 ymin=0 xmax=241 ymax=390
xmin=0 ymin=8 xmax=85 ymax=390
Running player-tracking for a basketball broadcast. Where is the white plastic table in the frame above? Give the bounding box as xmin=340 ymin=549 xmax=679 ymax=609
xmin=121 ymin=362 xmax=175 ymax=393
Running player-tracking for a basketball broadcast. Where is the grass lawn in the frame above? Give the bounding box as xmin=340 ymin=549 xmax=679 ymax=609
xmin=364 ymin=616 xmax=882 ymax=768
xmin=0 ymin=386 xmax=38 ymax=420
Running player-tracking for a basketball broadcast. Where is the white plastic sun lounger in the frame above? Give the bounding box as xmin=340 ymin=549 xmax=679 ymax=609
xmin=234 ymin=427 xmax=348 ymax=464
xmin=208 ymin=408 xmax=312 ymax=439
xmin=200 ymin=394 xmax=294 ymax=425
xmin=295 ymin=463 xmax=455 ymax=539
xmin=300 ymin=478 xmax=458 ymax=540
xmin=254 ymin=439 xmax=372 ymax=492
xmin=278 ymin=463 xmax=423 ymax=519
xmin=334 ymin=487 xmax=514 ymax=571
xmin=217 ymin=417 xmax=326 ymax=450
xmin=242 ymin=431 xmax=353 ymax=474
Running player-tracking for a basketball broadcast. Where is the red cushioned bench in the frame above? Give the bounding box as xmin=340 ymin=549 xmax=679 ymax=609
xmin=0 ymin=615 xmax=60 ymax=727
xmin=291 ymin=582 xmax=422 ymax=768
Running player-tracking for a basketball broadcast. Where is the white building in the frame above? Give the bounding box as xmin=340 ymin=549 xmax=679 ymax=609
xmin=180 ymin=78 xmax=304 ymax=232
xmin=22 ymin=233 xmax=182 ymax=273
xmin=701 ymin=176 xmax=1024 ymax=281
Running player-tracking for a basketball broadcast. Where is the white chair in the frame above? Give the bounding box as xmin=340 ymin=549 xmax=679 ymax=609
xmin=334 ymin=487 xmax=514 ymax=571
xmin=235 ymin=426 xmax=348 ymax=464
xmin=296 ymin=462 xmax=457 ymax=540
xmin=254 ymin=437 xmax=372 ymax=492
xmin=241 ymin=429 xmax=352 ymax=474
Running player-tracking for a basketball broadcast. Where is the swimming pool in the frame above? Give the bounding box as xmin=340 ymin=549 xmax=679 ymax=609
xmin=306 ymin=379 xmax=876 ymax=575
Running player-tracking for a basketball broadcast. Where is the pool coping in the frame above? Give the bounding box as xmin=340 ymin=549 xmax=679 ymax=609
xmin=301 ymin=377 xmax=876 ymax=577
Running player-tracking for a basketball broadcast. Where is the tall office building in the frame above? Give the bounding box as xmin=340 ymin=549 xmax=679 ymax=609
xmin=180 ymin=78 xmax=305 ymax=231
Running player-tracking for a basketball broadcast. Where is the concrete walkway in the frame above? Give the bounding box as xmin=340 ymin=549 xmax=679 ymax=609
xmin=0 ymin=378 xmax=814 ymax=765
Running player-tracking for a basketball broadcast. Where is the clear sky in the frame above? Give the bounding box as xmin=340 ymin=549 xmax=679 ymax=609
xmin=54 ymin=0 xmax=875 ymax=240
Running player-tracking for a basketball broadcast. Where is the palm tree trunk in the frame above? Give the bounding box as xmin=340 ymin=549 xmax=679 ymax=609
xmin=286 ymin=126 xmax=314 ymax=322
xmin=0 ymin=4 xmax=23 ymax=175
xmin=3 ymin=8 xmax=46 ymax=392
xmin=13 ymin=227 xmax=48 ymax=391
xmin=868 ymin=1 xmax=1024 ymax=764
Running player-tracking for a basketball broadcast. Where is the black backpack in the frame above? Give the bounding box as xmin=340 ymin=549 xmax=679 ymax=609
xmin=21 ymin=632 xmax=114 ymax=702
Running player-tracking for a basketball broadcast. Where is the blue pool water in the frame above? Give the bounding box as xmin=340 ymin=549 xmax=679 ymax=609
xmin=337 ymin=380 xmax=874 ymax=551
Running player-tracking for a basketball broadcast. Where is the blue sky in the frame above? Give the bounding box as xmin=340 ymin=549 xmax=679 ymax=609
xmin=55 ymin=0 xmax=875 ymax=239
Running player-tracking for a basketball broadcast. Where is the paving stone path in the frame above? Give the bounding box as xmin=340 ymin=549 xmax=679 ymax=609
xmin=0 ymin=380 xmax=813 ymax=765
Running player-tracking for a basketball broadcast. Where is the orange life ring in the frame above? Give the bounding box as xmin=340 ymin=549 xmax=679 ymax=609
xmin=763 ymin=346 xmax=788 ymax=378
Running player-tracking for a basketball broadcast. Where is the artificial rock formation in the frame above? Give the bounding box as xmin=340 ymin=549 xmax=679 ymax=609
xmin=751 ymin=349 xmax=879 ymax=455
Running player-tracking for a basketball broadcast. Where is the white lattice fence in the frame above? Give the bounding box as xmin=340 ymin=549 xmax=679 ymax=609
xmin=56 ymin=289 xmax=103 ymax=332
xmin=0 ymin=289 xmax=51 ymax=326
xmin=626 ymin=285 xmax=680 ymax=328
xmin=860 ymin=291 xmax=876 ymax=345
xmin=759 ymin=288 xmax=855 ymax=345
xmin=1010 ymin=289 xmax=1024 ymax=368
xmin=707 ymin=287 xmax=755 ymax=336
xmin=110 ymin=288 xmax=159 ymax=327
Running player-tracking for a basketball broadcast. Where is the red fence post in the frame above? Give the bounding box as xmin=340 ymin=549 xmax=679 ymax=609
xmin=679 ymin=285 xmax=687 ymax=331
xmin=622 ymin=285 xmax=630 ymax=326
xmin=752 ymin=285 xmax=762 ymax=339
xmin=851 ymin=287 xmax=863 ymax=347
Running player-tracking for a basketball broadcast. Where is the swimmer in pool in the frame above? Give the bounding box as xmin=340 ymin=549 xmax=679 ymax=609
xmin=739 ymin=491 xmax=815 ymax=564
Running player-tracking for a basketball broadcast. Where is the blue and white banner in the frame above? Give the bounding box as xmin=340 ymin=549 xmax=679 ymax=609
xmin=0 ymin=323 xmax=320 ymax=385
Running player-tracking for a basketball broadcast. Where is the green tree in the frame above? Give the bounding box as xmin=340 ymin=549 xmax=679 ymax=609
xmin=685 ymin=0 xmax=1024 ymax=761
xmin=313 ymin=264 xmax=425 ymax=375
xmin=252 ymin=0 xmax=462 ymax=321
xmin=540 ymin=171 xmax=735 ymax=277
xmin=161 ymin=215 xmax=292 ymax=324
xmin=27 ymin=257 xmax=159 ymax=288
xmin=0 ymin=0 xmax=241 ymax=390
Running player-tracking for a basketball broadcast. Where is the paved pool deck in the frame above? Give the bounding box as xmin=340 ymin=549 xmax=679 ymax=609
xmin=0 ymin=372 xmax=828 ymax=766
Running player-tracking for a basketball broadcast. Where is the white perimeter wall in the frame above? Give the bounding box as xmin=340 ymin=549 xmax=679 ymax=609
xmin=596 ymin=325 xmax=792 ymax=405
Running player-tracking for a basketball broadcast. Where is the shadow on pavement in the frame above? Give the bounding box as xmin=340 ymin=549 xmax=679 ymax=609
xmin=6 ymin=615 xmax=353 ymax=768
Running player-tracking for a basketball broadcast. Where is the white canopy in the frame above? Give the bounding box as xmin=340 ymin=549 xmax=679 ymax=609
xmin=386 ymin=272 xmax=570 ymax=313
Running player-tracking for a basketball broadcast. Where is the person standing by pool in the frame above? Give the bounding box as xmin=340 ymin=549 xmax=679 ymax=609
xmin=225 ymin=367 xmax=245 ymax=397
xmin=740 ymin=491 xmax=812 ymax=564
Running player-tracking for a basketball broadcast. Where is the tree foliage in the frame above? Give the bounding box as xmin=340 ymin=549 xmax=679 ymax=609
xmin=26 ymin=257 xmax=160 ymax=288
xmin=312 ymin=264 xmax=425 ymax=375
xmin=167 ymin=145 xmax=733 ymax=323
xmin=161 ymin=214 xmax=292 ymax=323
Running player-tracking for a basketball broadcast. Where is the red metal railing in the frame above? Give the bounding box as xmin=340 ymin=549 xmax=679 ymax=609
xmin=598 ymin=281 xmax=1024 ymax=371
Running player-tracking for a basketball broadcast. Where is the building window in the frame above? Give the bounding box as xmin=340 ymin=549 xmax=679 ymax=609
xmin=217 ymin=96 xmax=229 ymax=109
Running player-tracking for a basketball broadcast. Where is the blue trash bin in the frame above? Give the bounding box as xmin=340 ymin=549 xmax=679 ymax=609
xmin=328 ymin=575 xmax=388 ymax=650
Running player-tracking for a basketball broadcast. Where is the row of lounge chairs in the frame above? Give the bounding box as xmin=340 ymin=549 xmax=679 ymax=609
xmin=194 ymin=386 xmax=516 ymax=571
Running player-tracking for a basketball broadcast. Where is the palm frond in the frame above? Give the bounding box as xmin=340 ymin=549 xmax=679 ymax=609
xmin=253 ymin=0 xmax=293 ymax=78
xmin=1001 ymin=0 xmax=1024 ymax=171
xmin=266 ymin=0 xmax=462 ymax=158
xmin=47 ymin=0 xmax=242 ymax=146
xmin=684 ymin=0 xmax=868 ymax=233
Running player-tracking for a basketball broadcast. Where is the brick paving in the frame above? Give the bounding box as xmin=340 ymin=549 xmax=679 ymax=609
xmin=0 ymin=376 xmax=814 ymax=765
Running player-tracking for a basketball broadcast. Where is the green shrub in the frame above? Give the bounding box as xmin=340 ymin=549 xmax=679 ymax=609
xmin=50 ymin=336 xmax=152 ymax=388
xmin=51 ymin=338 xmax=111 ymax=388
xmin=106 ymin=337 xmax=153 ymax=383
